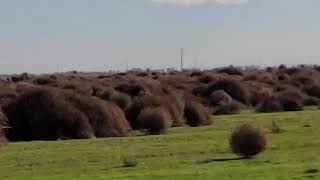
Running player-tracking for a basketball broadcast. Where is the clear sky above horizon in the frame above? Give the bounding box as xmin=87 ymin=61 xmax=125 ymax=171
xmin=1 ymin=0 xmax=320 ymax=74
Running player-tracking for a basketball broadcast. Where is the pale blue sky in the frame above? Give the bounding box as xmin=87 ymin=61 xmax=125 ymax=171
xmin=1 ymin=0 xmax=320 ymax=74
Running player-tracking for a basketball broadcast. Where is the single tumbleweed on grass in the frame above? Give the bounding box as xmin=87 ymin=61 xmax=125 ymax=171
xmin=230 ymin=123 xmax=267 ymax=158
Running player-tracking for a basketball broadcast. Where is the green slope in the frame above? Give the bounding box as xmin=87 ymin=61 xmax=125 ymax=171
xmin=0 ymin=110 xmax=319 ymax=180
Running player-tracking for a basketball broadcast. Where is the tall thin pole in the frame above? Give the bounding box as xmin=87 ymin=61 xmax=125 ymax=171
xmin=181 ymin=48 xmax=183 ymax=71
xmin=126 ymin=61 xmax=129 ymax=72
xmin=56 ymin=64 xmax=59 ymax=73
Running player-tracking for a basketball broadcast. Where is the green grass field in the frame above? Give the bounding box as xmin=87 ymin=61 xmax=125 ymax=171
xmin=0 ymin=110 xmax=319 ymax=180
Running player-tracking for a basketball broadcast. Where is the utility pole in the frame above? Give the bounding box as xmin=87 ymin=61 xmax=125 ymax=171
xmin=56 ymin=64 xmax=59 ymax=73
xmin=181 ymin=48 xmax=184 ymax=72
xmin=56 ymin=64 xmax=62 ymax=74
xmin=194 ymin=56 xmax=198 ymax=70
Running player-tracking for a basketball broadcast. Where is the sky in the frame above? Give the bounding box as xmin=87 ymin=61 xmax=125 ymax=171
xmin=1 ymin=0 xmax=320 ymax=74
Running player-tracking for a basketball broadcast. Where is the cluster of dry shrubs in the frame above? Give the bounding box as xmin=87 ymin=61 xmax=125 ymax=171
xmin=0 ymin=64 xmax=319 ymax=144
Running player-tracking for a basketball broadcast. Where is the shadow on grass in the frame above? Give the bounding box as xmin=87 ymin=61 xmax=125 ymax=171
xmin=199 ymin=157 xmax=246 ymax=164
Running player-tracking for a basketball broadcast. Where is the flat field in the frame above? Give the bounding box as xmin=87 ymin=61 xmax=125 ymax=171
xmin=0 ymin=110 xmax=319 ymax=180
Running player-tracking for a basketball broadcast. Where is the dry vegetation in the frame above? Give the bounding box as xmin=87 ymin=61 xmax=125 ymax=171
xmin=230 ymin=124 xmax=266 ymax=158
xmin=0 ymin=65 xmax=320 ymax=143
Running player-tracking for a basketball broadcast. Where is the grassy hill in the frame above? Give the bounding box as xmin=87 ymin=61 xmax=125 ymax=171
xmin=0 ymin=110 xmax=319 ymax=180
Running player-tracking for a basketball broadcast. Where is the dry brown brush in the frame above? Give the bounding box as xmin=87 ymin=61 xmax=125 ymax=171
xmin=230 ymin=124 xmax=266 ymax=158
xmin=137 ymin=107 xmax=172 ymax=134
xmin=3 ymin=88 xmax=94 ymax=141
xmin=184 ymin=100 xmax=212 ymax=127
xmin=0 ymin=107 xmax=8 ymax=147
xmin=204 ymin=79 xmax=249 ymax=104
xmin=214 ymin=101 xmax=242 ymax=115
xmin=63 ymin=92 xmax=131 ymax=137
